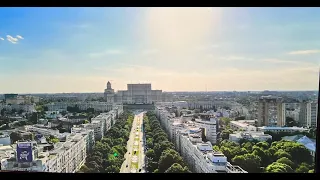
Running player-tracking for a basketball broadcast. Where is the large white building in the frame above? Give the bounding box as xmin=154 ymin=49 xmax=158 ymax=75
xmin=104 ymin=82 xmax=163 ymax=104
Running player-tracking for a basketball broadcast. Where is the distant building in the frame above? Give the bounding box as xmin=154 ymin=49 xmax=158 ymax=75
xmin=155 ymin=105 xmax=248 ymax=173
xmin=299 ymin=101 xmax=318 ymax=128
xmin=229 ymin=132 xmax=272 ymax=143
xmin=257 ymin=95 xmax=286 ymax=127
xmin=257 ymin=126 xmax=308 ymax=134
xmin=230 ymin=121 xmax=257 ymax=132
xmin=104 ymin=82 xmax=163 ymax=104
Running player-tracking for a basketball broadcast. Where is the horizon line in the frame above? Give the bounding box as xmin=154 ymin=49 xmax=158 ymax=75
xmin=1 ymin=90 xmax=318 ymax=95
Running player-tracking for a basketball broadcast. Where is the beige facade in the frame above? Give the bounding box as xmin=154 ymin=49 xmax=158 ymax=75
xmin=257 ymin=95 xmax=286 ymax=127
xmin=104 ymin=82 xmax=163 ymax=104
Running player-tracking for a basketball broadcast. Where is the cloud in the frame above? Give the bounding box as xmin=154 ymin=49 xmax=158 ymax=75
xmin=288 ymin=50 xmax=320 ymax=55
xmin=0 ymin=37 xmax=4 ymax=41
xmin=16 ymin=35 xmax=24 ymax=39
xmin=6 ymin=35 xmax=24 ymax=44
xmin=89 ymin=49 xmax=124 ymax=58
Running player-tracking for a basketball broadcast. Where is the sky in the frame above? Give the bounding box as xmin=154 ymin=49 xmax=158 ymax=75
xmin=0 ymin=7 xmax=319 ymax=93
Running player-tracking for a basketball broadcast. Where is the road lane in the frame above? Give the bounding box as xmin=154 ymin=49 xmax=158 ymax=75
xmin=120 ymin=111 xmax=146 ymax=173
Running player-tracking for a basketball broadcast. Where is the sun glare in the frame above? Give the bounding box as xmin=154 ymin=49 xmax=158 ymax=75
xmin=145 ymin=7 xmax=222 ymax=53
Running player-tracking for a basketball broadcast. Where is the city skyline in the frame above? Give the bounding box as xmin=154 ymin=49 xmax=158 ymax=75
xmin=0 ymin=7 xmax=319 ymax=93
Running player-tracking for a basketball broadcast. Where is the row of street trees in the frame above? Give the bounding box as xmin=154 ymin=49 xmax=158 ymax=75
xmin=144 ymin=111 xmax=191 ymax=173
xmin=213 ymin=140 xmax=314 ymax=173
xmin=79 ymin=111 xmax=134 ymax=173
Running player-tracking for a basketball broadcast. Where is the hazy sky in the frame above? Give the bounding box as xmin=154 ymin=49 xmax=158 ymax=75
xmin=0 ymin=7 xmax=319 ymax=93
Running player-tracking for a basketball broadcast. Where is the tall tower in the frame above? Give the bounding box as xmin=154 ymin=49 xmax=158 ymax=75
xmin=104 ymin=81 xmax=115 ymax=103
xmin=257 ymin=95 xmax=286 ymax=127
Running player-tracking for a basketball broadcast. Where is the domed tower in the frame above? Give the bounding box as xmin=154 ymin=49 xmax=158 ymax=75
xmin=104 ymin=81 xmax=115 ymax=103
xmin=107 ymin=81 xmax=112 ymax=90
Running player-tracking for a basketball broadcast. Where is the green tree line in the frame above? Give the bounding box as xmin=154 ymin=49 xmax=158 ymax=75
xmin=79 ymin=111 xmax=134 ymax=173
xmin=213 ymin=140 xmax=314 ymax=173
xmin=144 ymin=111 xmax=191 ymax=173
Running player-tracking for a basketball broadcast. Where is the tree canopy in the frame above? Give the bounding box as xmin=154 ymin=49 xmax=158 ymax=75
xmin=215 ymin=139 xmax=313 ymax=173
xmin=78 ymin=111 xmax=134 ymax=173
xmin=144 ymin=111 xmax=190 ymax=173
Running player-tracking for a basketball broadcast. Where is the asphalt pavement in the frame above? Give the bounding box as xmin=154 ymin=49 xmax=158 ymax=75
xmin=120 ymin=111 xmax=146 ymax=173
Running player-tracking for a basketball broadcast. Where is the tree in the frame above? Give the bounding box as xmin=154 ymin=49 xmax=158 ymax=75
xmin=252 ymin=148 xmax=272 ymax=167
xmin=146 ymin=149 xmax=156 ymax=160
xmin=165 ymin=163 xmax=191 ymax=173
xmin=10 ymin=132 xmax=23 ymax=143
xmin=242 ymin=142 xmax=253 ymax=152
xmin=276 ymin=157 xmax=295 ymax=169
xmin=255 ymin=141 xmax=269 ymax=150
xmin=235 ymin=116 xmax=245 ymax=120
xmin=286 ymin=117 xmax=297 ymax=127
xmin=29 ymin=112 xmax=38 ymax=124
xmin=79 ymin=164 xmax=92 ymax=173
xmin=295 ymin=163 xmax=310 ymax=173
xmin=273 ymin=149 xmax=292 ymax=160
xmin=86 ymin=161 xmax=101 ymax=173
xmin=146 ymin=138 xmax=154 ymax=148
xmin=221 ymin=129 xmax=233 ymax=140
xmin=84 ymin=120 xmax=89 ymax=124
xmin=308 ymin=169 xmax=314 ymax=173
xmin=0 ymin=109 xmax=5 ymax=116
xmin=265 ymin=162 xmax=293 ymax=173
xmin=18 ymin=109 xmax=24 ymax=115
xmin=105 ymin=165 xmax=120 ymax=173
xmin=158 ymin=149 xmax=185 ymax=173
xmin=220 ymin=117 xmax=232 ymax=126
xmin=147 ymin=161 xmax=158 ymax=173
xmin=61 ymin=111 xmax=67 ymax=116
xmin=232 ymin=153 xmax=262 ymax=173
xmin=154 ymin=141 xmax=175 ymax=160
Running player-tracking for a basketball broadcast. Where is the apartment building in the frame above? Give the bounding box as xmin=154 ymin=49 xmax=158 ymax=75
xmin=155 ymin=105 xmax=248 ymax=173
xmin=2 ymin=131 xmax=89 ymax=172
xmin=299 ymin=101 xmax=318 ymax=128
xmin=229 ymin=121 xmax=257 ymax=132
xmin=229 ymin=132 xmax=272 ymax=143
xmin=257 ymin=126 xmax=308 ymax=134
xmin=46 ymin=102 xmax=114 ymax=112
xmin=257 ymin=96 xmax=286 ymax=127
xmin=178 ymin=129 xmax=247 ymax=173
xmin=156 ymin=106 xmax=217 ymax=144
xmin=0 ymin=103 xmax=36 ymax=113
